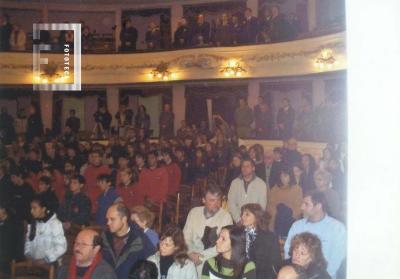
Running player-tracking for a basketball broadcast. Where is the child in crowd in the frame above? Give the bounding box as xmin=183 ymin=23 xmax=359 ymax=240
xmin=131 ymin=205 xmax=159 ymax=248
xmin=24 ymin=196 xmax=67 ymax=263
xmin=58 ymin=174 xmax=92 ymax=229
xmin=37 ymin=175 xmax=59 ymax=212
xmin=95 ymin=174 xmax=121 ymax=226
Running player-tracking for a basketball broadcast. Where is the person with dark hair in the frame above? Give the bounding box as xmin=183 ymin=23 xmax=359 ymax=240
xmin=66 ymin=109 xmax=81 ymax=134
xmin=139 ymin=151 xmax=169 ymax=203
xmin=0 ymin=107 xmax=16 ymax=144
xmin=159 ymin=104 xmax=174 ymax=140
xmin=192 ymin=13 xmax=210 ymax=46
xmin=115 ymin=104 xmax=134 ymax=136
xmin=0 ymin=204 xmax=24 ymax=276
xmin=120 ymin=18 xmax=138 ymax=51
xmin=102 ymin=203 xmax=155 ymax=279
xmin=240 ymin=8 xmax=258 ymax=44
xmin=225 ymin=153 xmax=242 ymax=192
xmin=284 ymin=191 xmax=346 ymax=279
xmin=24 ymin=196 xmax=67 ymax=263
xmin=148 ymin=224 xmax=197 ymax=278
xmin=183 ymin=183 xmax=233 ymax=275
xmin=10 ymin=169 xmax=34 ymax=222
xmin=269 ymin=147 xmax=286 ymax=189
xmin=95 ymin=174 xmax=121 ymax=226
xmin=286 ymin=232 xmax=331 ymax=279
xmin=228 ymin=158 xmax=267 ymax=223
xmin=37 ymin=175 xmax=59 ymax=212
xmin=129 ymin=260 xmax=158 ymax=279
xmin=283 ymin=138 xmax=302 ymax=168
xmin=277 ymin=98 xmax=295 ymax=141
xmin=300 ymin=154 xmax=317 ymax=192
xmin=93 ymin=106 xmax=112 ymax=138
xmin=174 ymin=147 xmax=191 ymax=185
xmin=145 ymin=22 xmax=161 ymax=50
xmin=234 ymin=98 xmax=254 ymax=139
xmin=174 ymin=18 xmax=191 ymax=48
xmin=240 ymin=203 xmax=281 ymax=279
xmin=58 ymin=174 xmax=92 ymax=228
xmin=161 ymin=148 xmax=182 ymax=195
xmin=117 ymin=168 xmax=145 ymax=207
xmin=248 ymin=144 xmax=266 ymax=183
xmin=84 ymin=150 xmax=111 ymax=213
xmin=26 ymin=103 xmax=44 ymax=143
xmin=57 ymin=229 xmax=117 ymax=279
xmin=135 ymin=105 xmax=151 ymax=138
xmin=267 ymin=168 xmax=303 ymax=236
xmin=201 ymin=225 xmax=256 ymax=279
xmin=0 ymin=14 xmax=12 ymax=51
xmin=214 ymin=13 xmax=234 ymax=46
xmin=269 ymin=5 xmax=292 ymax=43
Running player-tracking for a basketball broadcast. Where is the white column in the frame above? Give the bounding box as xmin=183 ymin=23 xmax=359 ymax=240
xmin=107 ymin=87 xmax=119 ymax=127
xmin=40 ymin=91 xmax=53 ymax=130
xmin=308 ymin=0 xmax=318 ymax=32
xmin=312 ymin=78 xmax=325 ymax=106
xmin=115 ymin=8 xmax=122 ymax=52
xmin=248 ymin=79 xmax=260 ymax=109
xmin=171 ymin=2 xmax=183 ymax=39
xmin=172 ymin=84 xmax=185 ymax=133
xmin=246 ymin=0 xmax=259 ymax=14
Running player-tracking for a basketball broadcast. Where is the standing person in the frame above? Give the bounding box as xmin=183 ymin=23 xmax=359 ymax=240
xmin=174 ymin=18 xmax=191 ymax=48
xmin=93 ymin=105 xmax=112 ymax=138
xmin=277 ymin=98 xmax=295 ymax=141
xmin=0 ymin=107 xmax=16 ymax=144
xmin=26 ymin=103 xmax=43 ymax=143
xmin=284 ymin=191 xmax=346 ymax=279
xmin=285 ymin=232 xmax=331 ymax=279
xmin=228 ymin=158 xmax=267 ymax=223
xmin=269 ymin=5 xmax=291 ymax=43
xmin=57 ymin=229 xmax=118 ymax=279
xmin=66 ymin=109 xmax=81 ymax=135
xmin=254 ymin=97 xmax=273 ymax=139
xmin=214 ymin=13 xmax=233 ymax=46
xmin=24 ymin=196 xmax=67 ymax=264
xmin=183 ymin=184 xmax=233 ymax=276
xmin=234 ymin=98 xmax=254 ymax=139
xmin=192 ymin=13 xmax=210 ymax=46
xmin=0 ymin=14 xmax=12 ymax=51
xmin=201 ymin=225 xmax=256 ymax=279
xmin=115 ymin=104 xmax=134 ymax=137
xmin=145 ymin=22 xmax=161 ymax=50
xmin=240 ymin=8 xmax=258 ymax=44
xmin=148 ymin=224 xmax=198 ymax=279
xmin=241 ymin=203 xmax=282 ymax=279
xmin=102 ymin=203 xmax=155 ymax=279
xmin=83 ymin=150 xmax=111 ymax=213
xmin=159 ymin=104 xmax=174 ymax=140
xmin=120 ymin=19 xmax=138 ymax=51
xmin=135 ymin=105 xmax=151 ymax=138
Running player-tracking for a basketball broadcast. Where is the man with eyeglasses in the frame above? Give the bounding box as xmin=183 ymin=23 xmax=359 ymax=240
xmin=57 ymin=229 xmax=117 ymax=279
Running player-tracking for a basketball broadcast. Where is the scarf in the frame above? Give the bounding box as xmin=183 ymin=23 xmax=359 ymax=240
xmin=68 ymin=252 xmax=102 ymax=279
xmin=160 ymin=255 xmax=174 ymax=278
xmin=244 ymin=227 xmax=257 ymax=258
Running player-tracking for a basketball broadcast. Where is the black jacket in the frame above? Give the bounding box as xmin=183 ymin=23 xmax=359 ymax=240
xmin=249 ymin=229 xmax=282 ymax=279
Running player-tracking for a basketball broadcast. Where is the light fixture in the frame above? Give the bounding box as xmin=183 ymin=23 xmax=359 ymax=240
xmin=314 ymin=48 xmax=338 ymax=70
xmin=149 ymin=62 xmax=174 ymax=81
xmin=220 ymin=59 xmax=247 ymax=77
xmin=32 ymin=62 xmax=70 ymax=84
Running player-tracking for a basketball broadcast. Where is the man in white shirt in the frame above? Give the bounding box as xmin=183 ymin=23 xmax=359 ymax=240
xmin=228 ymin=158 xmax=268 ymax=222
xmin=183 ymin=183 xmax=233 ymax=276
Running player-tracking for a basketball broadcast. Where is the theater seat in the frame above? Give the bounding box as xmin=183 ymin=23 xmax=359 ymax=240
xmin=11 ymin=259 xmax=55 ymax=279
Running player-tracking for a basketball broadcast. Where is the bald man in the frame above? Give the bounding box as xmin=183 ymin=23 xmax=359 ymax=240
xmin=57 ymin=229 xmax=117 ymax=279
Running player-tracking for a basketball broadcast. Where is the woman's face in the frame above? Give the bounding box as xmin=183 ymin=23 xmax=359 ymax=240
xmin=249 ymin=148 xmax=256 ymax=160
xmin=280 ymin=172 xmax=290 ymax=186
xmin=159 ymin=237 xmax=177 ymax=256
xmin=216 ymin=229 xmax=232 ymax=254
xmin=293 ymin=166 xmax=302 ymax=178
xmin=31 ymin=202 xmax=46 ymax=219
xmin=292 ymin=244 xmax=313 ymax=267
xmin=241 ymin=209 xmax=256 ymax=228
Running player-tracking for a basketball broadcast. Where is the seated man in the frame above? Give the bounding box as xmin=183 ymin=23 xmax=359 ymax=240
xmin=183 ymin=183 xmax=233 ymax=275
xmin=102 ymin=203 xmax=155 ymax=279
xmin=284 ymin=191 xmax=346 ymax=279
xmin=57 ymin=228 xmax=117 ymax=279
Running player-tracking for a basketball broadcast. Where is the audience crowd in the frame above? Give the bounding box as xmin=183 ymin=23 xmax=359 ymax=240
xmin=1 ymin=5 xmax=302 ymax=53
xmin=0 ymin=98 xmax=346 ymax=279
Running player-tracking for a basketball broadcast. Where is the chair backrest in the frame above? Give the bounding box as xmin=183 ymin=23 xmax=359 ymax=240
xmin=11 ymin=259 xmax=55 ymax=279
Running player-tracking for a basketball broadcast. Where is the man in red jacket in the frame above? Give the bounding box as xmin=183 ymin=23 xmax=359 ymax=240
xmin=83 ymin=150 xmax=111 ymax=213
xmin=161 ymin=148 xmax=181 ymax=195
xmin=139 ymin=151 xmax=168 ymax=203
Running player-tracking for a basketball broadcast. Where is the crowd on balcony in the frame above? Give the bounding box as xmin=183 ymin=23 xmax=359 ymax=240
xmin=0 ymin=4 xmax=302 ymax=53
xmin=0 ymin=96 xmax=346 ymax=278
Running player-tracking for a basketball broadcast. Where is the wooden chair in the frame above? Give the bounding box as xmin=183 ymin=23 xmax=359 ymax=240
xmin=165 ymin=193 xmax=181 ymax=225
xmin=217 ymin=166 xmax=227 ymax=186
xmin=11 ymin=259 xmax=55 ymax=279
xmin=193 ymin=178 xmax=208 ymax=197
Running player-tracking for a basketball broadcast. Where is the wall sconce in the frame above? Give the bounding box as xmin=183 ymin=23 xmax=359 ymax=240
xmin=33 ymin=62 xmax=70 ymax=84
xmin=314 ymin=48 xmax=338 ymax=70
xmin=148 ymin=62 xmax=175 ymax=81
xmin=220 ymin=60 xmax=247 ymax=77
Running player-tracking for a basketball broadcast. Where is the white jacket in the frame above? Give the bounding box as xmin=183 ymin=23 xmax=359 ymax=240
xmin=24 ymin=214 xmax=67 ymax=263
xmin=148 ymin=252 xmax=198 ymax=279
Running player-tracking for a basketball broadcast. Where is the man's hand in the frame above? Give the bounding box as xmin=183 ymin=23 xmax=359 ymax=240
xmin=188 ymin=252 xmax=203 ymax=266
